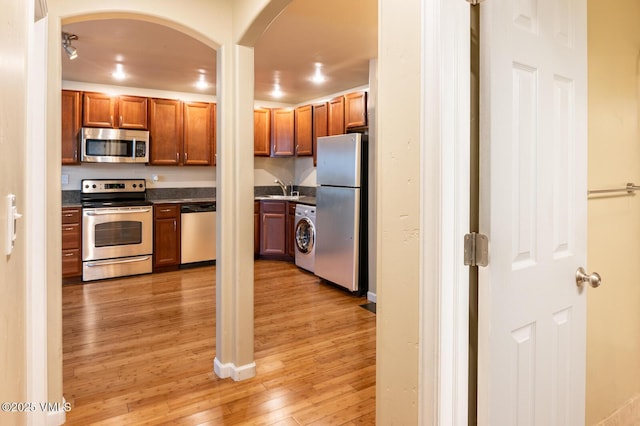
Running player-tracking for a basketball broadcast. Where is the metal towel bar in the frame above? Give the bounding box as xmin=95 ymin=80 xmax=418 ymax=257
xmin=588 ymin=182 xmax=640 ymax=196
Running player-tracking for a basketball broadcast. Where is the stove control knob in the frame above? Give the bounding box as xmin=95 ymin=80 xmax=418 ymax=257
xmin=92 ymin=184 xmax=97 ymax=188
xmin=132 ymin=184 xmax=137 ymax=188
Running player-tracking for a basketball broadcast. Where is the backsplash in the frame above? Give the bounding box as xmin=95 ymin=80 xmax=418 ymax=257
xmin=62 ymin=156 xmax=316 ymax=191
xmin=147 ymin=187 xmax=216 ymax=200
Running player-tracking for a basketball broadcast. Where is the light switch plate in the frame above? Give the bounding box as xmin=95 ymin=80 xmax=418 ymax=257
xmin=61 ymin=174 xmax=69 ymax=185
xmin=6 ymin=194 xmax=22 ymax=255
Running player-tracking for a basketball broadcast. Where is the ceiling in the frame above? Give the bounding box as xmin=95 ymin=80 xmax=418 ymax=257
xmin=61 ymin=0 xmax=377 ymax=105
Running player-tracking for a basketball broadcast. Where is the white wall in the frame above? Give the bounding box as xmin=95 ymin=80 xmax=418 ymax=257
xmin=586 ymin=0 xmax=640 ymax=423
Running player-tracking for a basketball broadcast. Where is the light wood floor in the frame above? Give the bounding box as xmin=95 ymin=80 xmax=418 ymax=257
xmin=62 ymin=260 xmax=376 ymax=425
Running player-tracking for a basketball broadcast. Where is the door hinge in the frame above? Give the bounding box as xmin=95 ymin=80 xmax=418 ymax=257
xmin=466 ymin=0 xmax=485 ymax=5
xmin=464 ymin=232 xmax=489 ymax=267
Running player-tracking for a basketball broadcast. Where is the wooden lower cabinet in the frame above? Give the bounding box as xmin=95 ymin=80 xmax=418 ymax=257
xmin=62 ymin=207 xmax=82 ymax=278
xmin=153 ymin=204 xmax=181 ymax=270
xmin=254 ymin=201 xmax=260 ymax=256
xmin=286 ymin=202 xmax=296 ymax=258
xmin=259 ymin=201 xmax=286 ymax=256
xmin=258 ymin=200 xmax=295 ymax=260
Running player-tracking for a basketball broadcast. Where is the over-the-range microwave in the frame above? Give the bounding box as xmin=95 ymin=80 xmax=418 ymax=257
xmin=81 ymin=127 xmax=150 ymax=163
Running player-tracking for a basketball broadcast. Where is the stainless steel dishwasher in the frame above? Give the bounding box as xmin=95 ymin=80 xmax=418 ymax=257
xmin=180 ymin=202 xmax=216 ymax=264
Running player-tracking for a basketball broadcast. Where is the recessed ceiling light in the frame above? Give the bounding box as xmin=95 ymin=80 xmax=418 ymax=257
xmin=195 ymin=74 xmax=210 ymax=90
xmin=311 ymin=63 xmax=326 ymax=84
xmin=112 ymin=63 xmax=126 ymax=80
xmin=271 ymin=83 xmax=284 ymax=98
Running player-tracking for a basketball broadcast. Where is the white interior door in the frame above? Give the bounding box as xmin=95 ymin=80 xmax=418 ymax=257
xmin=478 ymin=0 xmax=588 ymax=425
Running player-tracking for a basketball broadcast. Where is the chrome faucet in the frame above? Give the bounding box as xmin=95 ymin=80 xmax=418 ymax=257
xmin=275 ymin=179 xmax=287 ymax=196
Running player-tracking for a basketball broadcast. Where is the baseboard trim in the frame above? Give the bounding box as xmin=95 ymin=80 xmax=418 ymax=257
xmin=367 ymin=291 xmax=377 ymax=303
xmin=213 ymin=358 xmax=256 ymax=381
xmin=47 ymin=398 xmax=67 ymax=426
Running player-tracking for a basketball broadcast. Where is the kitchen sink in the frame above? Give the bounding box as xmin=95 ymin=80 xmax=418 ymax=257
xmin=259 ymin=195 xmax=301 ymax=200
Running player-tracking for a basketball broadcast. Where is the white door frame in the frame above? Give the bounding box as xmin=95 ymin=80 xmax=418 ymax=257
xmin=420 ymin=0 xmax=471 ymax=425
xmin=26 ymin=4 xmax=59 ymax=426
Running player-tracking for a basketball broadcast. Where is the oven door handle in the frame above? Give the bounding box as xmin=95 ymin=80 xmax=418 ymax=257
xmin=85 ymin=256 xmax=151 ymax=267
xmin=85 ymin=208 xmax=151 ymax=216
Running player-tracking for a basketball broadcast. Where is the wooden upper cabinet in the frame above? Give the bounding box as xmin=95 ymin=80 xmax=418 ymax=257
xmin=149 ymin=99 xmax=215 ymax=166
xmin=117 ymin=95 xmax=148 ymax=129
xmin=83 ymin=92 xmax=115 ymax=128
xmin=149 ymin=98 xmax=183 ymax=165
xmin=271 ymin=108 xmax=295 ymax=157
xmin=313 ymin=102 xmax=328 ymax=165
xmin=61 ymin=90 xmax=82 ymax=165
xmin=328 ymin=95 xmax=345 ymax=136
xmin=294 ymin=104 xmax=313 ymax=156
xmin=344 ymin=91 xmax=367 ymax=129
xmin=82 ymin=92 xmax=148 ymax=129
xmin=183 ymin=101 xmax=214 ymax=165
xmin=254 ymin=108 xmax=271 ymax=156
xmin=211 ymin=103 xmax=217 ymax=166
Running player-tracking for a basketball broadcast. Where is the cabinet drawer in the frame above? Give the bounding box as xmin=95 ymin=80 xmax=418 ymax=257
xmin=62 ymin=224 xmax=81 ymax=249
xmin=62 ymin=249 xmax=82 ymax=277
xmin=62 ymin=208 xmax=81 ymax=224
xmin=260 ymin=200 xmax=286 ymax=214
xmin=155 ymin=204 xmax=179 ymax=219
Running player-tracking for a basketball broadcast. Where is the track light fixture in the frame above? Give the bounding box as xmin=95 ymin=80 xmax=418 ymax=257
xmin=62 ymin=32 xmax=78 ymax=60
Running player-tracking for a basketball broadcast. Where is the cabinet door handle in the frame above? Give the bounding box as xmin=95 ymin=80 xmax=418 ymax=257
xmin=160 ymin=209 xmax=171 ymax=213
xmin=63 ymin=227 xmax=74 ymax=231
xmin=176 ymin=152 xmax=179 ymax=162
xmin=119 ymin=115 xmax=123 ymax=127
xmin=174 ymin=221 xmax=176 ymax=232
xmin=110 ymin=115 xmax=114 ymax=127
xmin=184 ymin=152 xmax=188 ymax=162
xmin=63 ymin=252 xmax=75 ymax=257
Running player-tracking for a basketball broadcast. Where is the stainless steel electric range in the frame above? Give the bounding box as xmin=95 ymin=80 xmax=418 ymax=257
xmin=81 ymin=179 xmax=153 ymax=281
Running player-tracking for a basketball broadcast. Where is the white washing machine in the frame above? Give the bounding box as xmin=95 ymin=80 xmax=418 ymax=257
xmin=294 ymin=204 xmax=316 ymax=273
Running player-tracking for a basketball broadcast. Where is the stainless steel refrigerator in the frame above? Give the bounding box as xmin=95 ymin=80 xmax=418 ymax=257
xmin=315 ymin=133 xmax=368 ymax=295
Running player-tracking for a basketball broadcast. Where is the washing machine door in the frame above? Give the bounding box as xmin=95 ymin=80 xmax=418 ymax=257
xmin=295 ymin=217 xmax=315 ymax=254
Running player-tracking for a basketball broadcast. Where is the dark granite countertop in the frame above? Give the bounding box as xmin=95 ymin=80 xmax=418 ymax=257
xmin=149 ymin=198 xmax=215 ymax=204
xmin=62 ymin=186 xmax=316 ymax=207
xmin=254 ymin=195 xmax=316 ymax=206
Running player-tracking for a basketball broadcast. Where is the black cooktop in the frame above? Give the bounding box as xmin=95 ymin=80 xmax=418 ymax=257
xmin=81 ymin=178 xmax=150 ymax=208
xmin=82 ymin=200 xmax=153 ymax=208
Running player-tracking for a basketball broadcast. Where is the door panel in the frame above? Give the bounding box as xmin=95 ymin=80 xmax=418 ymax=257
xmin=478 ymin=0 xmax=587 ymax=424
xmin=315 ymin=186 xmax=360 ymax=292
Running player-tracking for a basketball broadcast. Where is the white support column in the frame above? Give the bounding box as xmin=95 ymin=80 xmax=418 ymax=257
xmin=214 ymin=43 xmax=256 ymax=381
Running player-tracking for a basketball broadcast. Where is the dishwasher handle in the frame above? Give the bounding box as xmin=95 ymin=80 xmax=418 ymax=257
xmin=180 ymin=203 xmax=216 ymax=213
